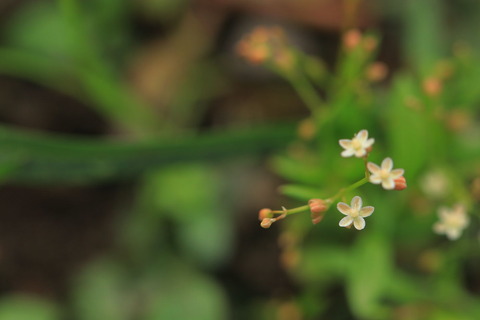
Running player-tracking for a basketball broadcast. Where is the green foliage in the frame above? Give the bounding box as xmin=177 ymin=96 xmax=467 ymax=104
xmin=1 ymin=0 xmax=480 ymax=319
xmin=0 ymin=296 xmax=60 ymax=320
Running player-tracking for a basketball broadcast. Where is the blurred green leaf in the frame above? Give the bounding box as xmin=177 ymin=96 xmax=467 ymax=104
xmin=143 ymin=263 xmax=228 ymax=320
xmin=401 ymin=0 xmax=446 ymax=75
xmin=0 ymin=123 xmax=295 ymax=185
xmin=387 ymin=74 xmax=430 ymax=178
xmin=72 ymin=260 xmax=131 ymax=320
xmin=2 ymin=1 xmax=71 ymax=58
xmin=0 ymin=296 xmax=60 ymax=320
xmin=346 ymin=233 xmax=392 ymax=319
xmin=147 ymin=164 xmax=233 ymax=267
xmin=272 ymin=154 xmax=324 ymax=186
xmin=279 ymin=184 xmax=322 ymax=201
xmin=296 ymin=245 xmax=348 ymax=284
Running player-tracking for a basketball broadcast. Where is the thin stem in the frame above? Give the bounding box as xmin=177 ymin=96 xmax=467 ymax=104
xmin=327 ymin=176 xmax=369 ymax=204
xmin=272 ymin=204 xmax=310 ymax=216
xmin=287 ymin=71 xmax=325 ymax=114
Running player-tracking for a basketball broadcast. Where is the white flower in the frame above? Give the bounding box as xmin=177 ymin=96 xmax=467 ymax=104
xmin=420 ymin=170 xmax=448 ymax=198
xmin=339 ymin=129 xmax=374 ymax=158
xmin=367 ymin=157 xmax=404 ymax=190
xmin=433 ymin=204 xmax=469 ymax=240
xmin=337 ymin=196 xmax=374 ymax=230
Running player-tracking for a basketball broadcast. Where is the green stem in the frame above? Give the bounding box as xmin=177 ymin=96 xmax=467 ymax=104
xmin=272 ymin=204 xmax=310 ymax=217
xmin=327 ymin=176 xmax=369 ymax=204
xmin=287 ymin=71 xmax=325 ymax=114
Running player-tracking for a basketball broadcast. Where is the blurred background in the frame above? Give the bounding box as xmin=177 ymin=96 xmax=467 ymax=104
xmin=0 ymin=0 xmax=480 ymax=319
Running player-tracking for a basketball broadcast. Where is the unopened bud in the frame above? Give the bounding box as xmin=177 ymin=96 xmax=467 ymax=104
xmin=343 ymin=29 xmax=362 ymax=50
xmin=297 ymin=119 xmax=316 ymax=140
xmin=311 ymin=212 xmax=324 ymax=225
xmin=366 ymin=62 xmax=388 ymax=82
xmin=309 ymin=199 xmax=327 ymax=224
xmin=363 ymin=36 xmax=378 ymax=52
xmin=309 ymin=199 xmax=326 ymax=213
xmin=261 ymin=218 xmax=275 ymax=229
xmin=258 ymin=208 xmax=273 ymax=221
xmin=423 ymin=77 xmax=442 ymax=97
xmin=394 ymin=176 xmax=407 ymax=191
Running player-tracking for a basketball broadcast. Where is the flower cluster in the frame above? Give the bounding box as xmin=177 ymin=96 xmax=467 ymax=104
xmin=258 ymin=129 xmax=408 ymax=231
xmin=433 ymin=204 xmax=469 ymax=240
xmin=236 ymin=26 xmax=294 ymax=71
xmin=335 ymin=129 xmax=406 ymax=229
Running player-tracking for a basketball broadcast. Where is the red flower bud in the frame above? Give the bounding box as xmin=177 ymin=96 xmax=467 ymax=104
xmin=394 ymin=176 xmax=407 ymax=191
xmin=309 ymin=199 xmax=327 ymax=224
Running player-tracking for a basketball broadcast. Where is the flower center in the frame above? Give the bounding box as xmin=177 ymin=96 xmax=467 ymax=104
xmin=350 ymin=209 xmax=359 ymax=218
xmin=380 ymin=169 xmax=390 ymax=179
xmin=351 ymin=139 xmax=362 ymax=150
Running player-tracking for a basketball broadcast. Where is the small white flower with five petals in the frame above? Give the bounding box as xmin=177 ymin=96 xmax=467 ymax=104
xmin=433 ymin=204 xmax=469 ymax=240
xmin=337 ymin=196 xmax=374 ymax=230
xmin=367 ymin=157 xmax=404 ymax=190
xmin=339 ymin=129 xmax=374 ymax=158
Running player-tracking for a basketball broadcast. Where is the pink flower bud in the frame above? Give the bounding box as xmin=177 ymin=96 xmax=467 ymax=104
xmin=309 ymin=199 xmax=327 ymax=224
xmin=394 ymin=176 xmax=407 ymax=191
xmin=343 ymin=29 xmax=362 ymax=50
xmin=258 ymin=208 xmax=273 ymax=221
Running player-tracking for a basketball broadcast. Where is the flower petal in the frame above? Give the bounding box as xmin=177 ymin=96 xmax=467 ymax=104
xmin=446 ymin=228 xmax=461 ymax=240
xmin=360 ymin=206 xmax=374 ymax=217
xmin=356 ymin=130 xmax=368 ymax=142
xmin=382 ymin=178 xmax=395 ymax=190
xmin=351 ymin=196 xmax=362 ymax=211
xmin=369 ymin=175 xmax=382 ymax=184
xmin=337 ymin=202 xmax=351 ymax=215
xmin=339 ymin=139 xmax=352 ymax=149
xmin=390 ymin=169 xmax=404 ymax=179
xmin=365 ymin=138 xmax=375 ymax=148
xmin=354 ymin=149 xmax=367 ymax=158
xmin=341 ymin=149 xmax=355 ymax=157
xmin=367 ymin=162 xmax=380 ymax=174
xmin=353 ymin=217 xmax=366 ymax=230
xmin=381 ymin=157 xmax=393 ymax=171
xmin=339 ymin=216 xmax=353 ymax=227
xmin=433 ymin=222 xmax=446 ymax=234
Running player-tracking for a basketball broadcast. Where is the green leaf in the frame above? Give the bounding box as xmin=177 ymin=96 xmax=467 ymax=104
xmin=272 ymin=154 xmax=324 ymax=186
xmin=143 ymin=263 xmax=228 ymax=320
xmin=279 ymin=184 xmax=322 ymax=201
xmin=346 ymin=233 xmax=392 ymax=319
xmin=0 ymin=296 xmax=60 ymax=320
xmin=71 ymin=260 xmax=131 ymax=320
xmin=387 ymin=74 xmax=430 ymax=178
xmin=146 ymin=164 xmax=233 ymax=267
xmin=0 ymin=123 xmax=295 ymax=185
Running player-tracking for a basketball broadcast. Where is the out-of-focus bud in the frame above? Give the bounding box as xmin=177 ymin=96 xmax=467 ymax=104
xmin=366 ymin=62 xmax=388 ymax=82
xmin=343 ymin=29 xmax=362 ymax=50
xmin=236 ymin=26 xmax=293 ymax=71
xmin=261 ymin=218 xmax=275 ymax=229
xmin=394 ymin=176 xmax=407 ymax=191
xmin=258 ymin=208 xmax=273 ymax=221
xmin=404 ymin=96 xmax=423 ymax=111
xmin=309 ymin=199 xmax=327 ymax=224
xmin=422 ymin=77 xmax=443 ymax=97
xmin=297 ymin=118 xmax=316 ymax=140
xmin=446 ymin=109 xmax=470 ymax=132
xmin=435 ymin=60 xmax=454 ymax=80
xmin=363 ymin=35 xmax=378 ymax=52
